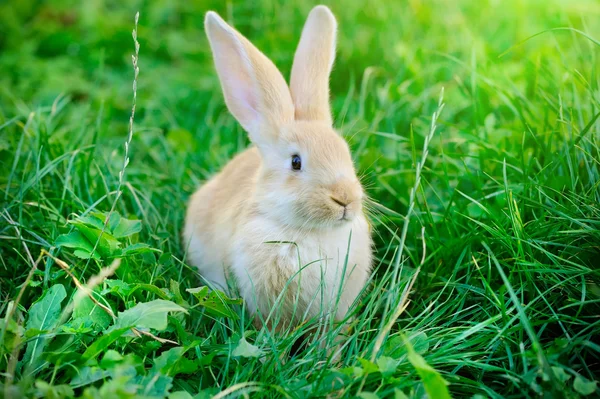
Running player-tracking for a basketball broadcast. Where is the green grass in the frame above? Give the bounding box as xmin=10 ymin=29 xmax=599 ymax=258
xmin=1 ymin=0 xmax=600 ymax=397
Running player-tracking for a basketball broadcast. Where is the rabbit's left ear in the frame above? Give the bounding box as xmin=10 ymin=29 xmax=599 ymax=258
xmin=290 ymin=5 xmax=337 ymax=125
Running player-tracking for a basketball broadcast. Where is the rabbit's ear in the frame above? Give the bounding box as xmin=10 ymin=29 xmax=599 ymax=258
xmin=205 ymin=12 xmax=294 ymax=144
xmin=290 ymin=5 xmax=337 ymax=125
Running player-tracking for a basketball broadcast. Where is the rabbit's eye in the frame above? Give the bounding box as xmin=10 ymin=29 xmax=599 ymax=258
xmin=291 ymin=154 xmax=302 ymax=171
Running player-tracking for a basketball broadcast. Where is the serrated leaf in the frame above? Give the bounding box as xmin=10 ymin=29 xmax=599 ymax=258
xmin=112 ymin=217 xmax=142 ymax=238
xmin=232 ymin=337 xmax=262 ymax=358
xmin=403 ymin=334 xmax=451 ymax=399
xmin=23 ymin=284 xmax=67 ymax=371
xmin=574 ymin=375 xmax=597 ymax=396
xmin=108 ymin=299 xmax=187 ymax=333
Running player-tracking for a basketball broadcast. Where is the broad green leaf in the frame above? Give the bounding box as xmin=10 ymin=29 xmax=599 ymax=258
xmin=82 ymin=327 xmax=131 ymax=362
xmin=73 ymin=248 xmax=101 ymax=260
xmin=170 ymin=280 xmax=190 ymax=307
xmin=100 ymin=350 xmax=125 ymax=368
xmin=574 ymin=375 xmax=597 ymax=396
xmin=56 ymin=231 xmax=101 ymax=260
xmin=232 ymin=337 xmax=263 ymax=358
xmin=403 ymin=334 xmax=452 ymax=399
xmin=377 ymin=356 xmax=399 ymax=378
xmin=55 ymin=231 xmax=93 ymax=251
xmin=121 ymin=243 xmax=155 ymax=256
xmin=70 ymin=366 xmax=110 ymax=388
xmin=129 ymin=284 xmax=171 ymax=299
xmin=105 ymin=211 xmax=121 ymax=233
xmin=340 ymin=366 xmax=364 ymax=378
xmin=358 ymin=357 xmax=379 ymax=374
xmin=394 ymin=389 xmax=409 ymax=399
xmin=197 ymin=290 xmax=242 ymax=319
xmin=152 ymin=347 xmax=198 ymax=376
xmin=76 ymin=214 xmax=106 ymax=230
xmin=112 ymin=217 xmax=142 ymax=238
xmin=61 ymin=320 xmax=93 ymax=334
xmin=104 ymin=280 xmax=134 ymax=297
xmin=43 ymin=350 xmax=80 ymax=365
xmin=0 ymin=318 xmax=24 ymax=352
xmin=168 ymin=392 xmax=194 ymax=399
xmin=24 ymin=327 xmax=46 ymax=339
xmin=81 ymin=375 xmax=138 ymax=399
xmin=108 ymin=299 xmax=187 ymax=332
xmin=186 ymin=286 xmax=209 ymax=301
xmin=194 ymin=389 xmax=219 ymax=399
xmin=552 ymin=366 xmax=571 ymax=384
xmin=357 ymin=393 xmax=379 ymax=399
xmin=35 ymin=381 xmax=74 ymax=399
xmin=23 ymin=284 xmax=67 ymax=371
xmin=73 ymin=294 xmax=112 ymax=329
xmin=134 ymin=373 xmax=173 ymax=398
xmin=71 ymin=221 xmax=121 ymax=257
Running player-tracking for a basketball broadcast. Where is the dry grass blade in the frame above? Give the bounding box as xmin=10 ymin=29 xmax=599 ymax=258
xmin=1 ymin=211 xmax=42 ymax=396
xmin=42 ymin=249 xmax=119 ymax=319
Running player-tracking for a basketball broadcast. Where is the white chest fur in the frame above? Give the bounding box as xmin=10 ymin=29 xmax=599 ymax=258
xmin=229 ymin=215 xmax=371 ymax=326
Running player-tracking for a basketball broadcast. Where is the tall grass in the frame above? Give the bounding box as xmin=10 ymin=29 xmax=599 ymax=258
xmin=1 ymin=0 xmax=599 ymax=398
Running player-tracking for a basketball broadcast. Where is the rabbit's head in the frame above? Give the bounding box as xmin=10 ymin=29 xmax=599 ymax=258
xmin=205 ymin=6 xmax=363 ymax=229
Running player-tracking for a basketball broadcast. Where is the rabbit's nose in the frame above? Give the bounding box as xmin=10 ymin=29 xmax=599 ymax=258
xmin=329 ymin=178 xmax=361 ymax=205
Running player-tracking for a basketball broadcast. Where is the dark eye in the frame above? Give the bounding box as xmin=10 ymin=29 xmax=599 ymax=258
xmin=291 ymin=154 xmax=302 ymax=171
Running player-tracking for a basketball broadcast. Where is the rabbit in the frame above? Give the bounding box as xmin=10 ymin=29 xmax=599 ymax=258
xmin=183 ymin=5 xmax=372 ymax=338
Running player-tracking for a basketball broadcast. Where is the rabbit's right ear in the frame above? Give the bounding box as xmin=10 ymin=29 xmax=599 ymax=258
xmin=290 ymin=5 xmax=337 ymax=125
xmin=205 ymin=12 xmax=294 ymax=145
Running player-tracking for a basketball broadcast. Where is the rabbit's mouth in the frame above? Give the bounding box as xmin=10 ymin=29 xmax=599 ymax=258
xmin=330 ymin=196 xmax=358 ymax=223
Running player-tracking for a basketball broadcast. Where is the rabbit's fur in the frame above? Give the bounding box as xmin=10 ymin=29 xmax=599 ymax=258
xmin=184 ymin=6 xmax=372 ymax=333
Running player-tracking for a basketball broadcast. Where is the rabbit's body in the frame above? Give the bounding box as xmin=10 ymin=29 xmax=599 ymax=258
xmin=184 ymin=5 xmax=372 ymax=332
xmin=185 ymin=149 xmax=371 ymax=327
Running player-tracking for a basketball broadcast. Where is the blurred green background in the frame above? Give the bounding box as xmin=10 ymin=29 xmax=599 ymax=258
xmin=2 ymin=0 xmax=599 ymax=240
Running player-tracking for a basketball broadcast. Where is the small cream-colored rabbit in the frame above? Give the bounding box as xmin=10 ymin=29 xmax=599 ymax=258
xmin=184 ymin=5 xmax=372 ymax=334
